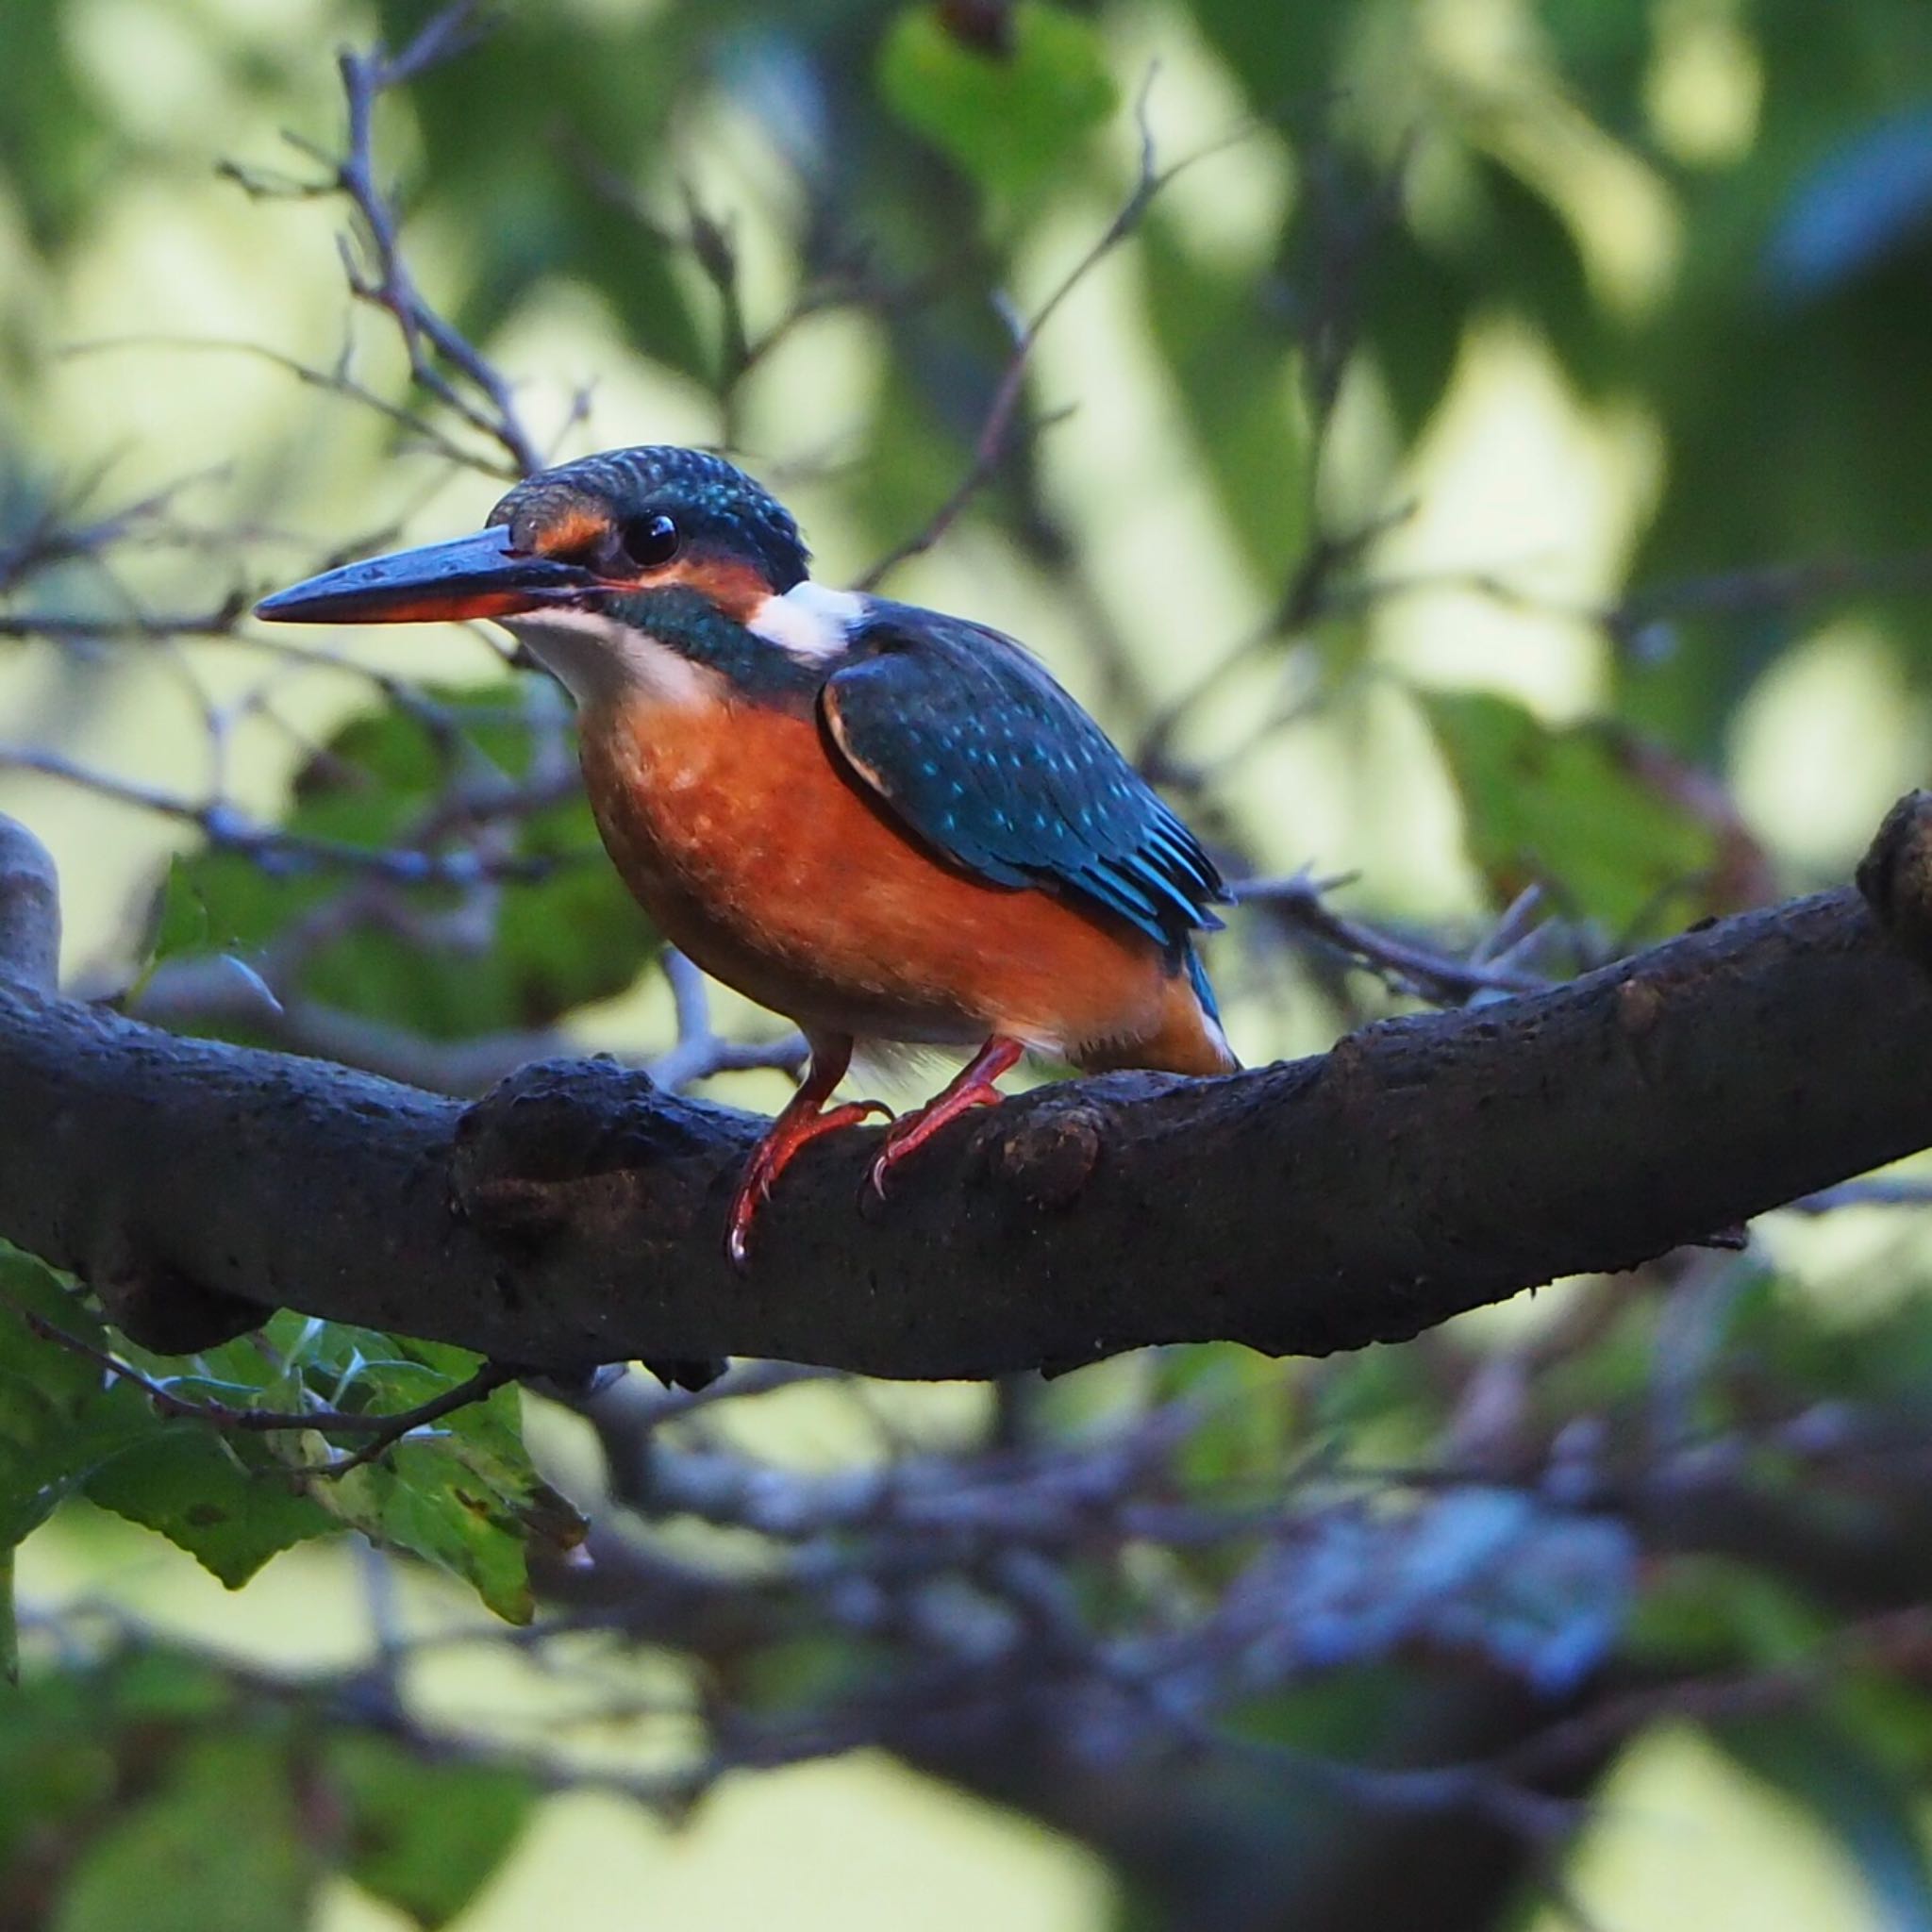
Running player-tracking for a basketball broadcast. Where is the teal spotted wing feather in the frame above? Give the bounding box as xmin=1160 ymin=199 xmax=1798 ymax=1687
xmin=819 ymin=600 xmax=1226 ymax=957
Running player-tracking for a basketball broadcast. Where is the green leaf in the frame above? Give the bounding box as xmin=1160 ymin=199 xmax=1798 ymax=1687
xmin=149 ymin=854 xmax=212 ymax=964
xmin=83 ymin=1430 xmax=337 ymax=1590
xmin=254 ymin=1325 xmax=585 ymax=1624
xmin=325 ymin=1732 xmax=536 ymax=1927
xmin=304 ymin=1391 xmax=575 ymax=1624
xmin=1718 ymin=1714 xmax=1932 ymax=1932
xmin=0 ymin=1250 xmax=157 ymax=1550
xmin=153 ymin=688 xmax=651 ymax=1047
xmin=1140 ymin=212 xmax=1307 ymax=582
xmin=879 ymin=2 xmax=1116 ymax=201
xmin=0 ymin=1648 xmax=240 ymax=1877
xmin=1419 ymin=691 xmax=1723 ymax=934
xmin=0 ymin=1245 xmax=334 ymax=1590
xmin=0 ymin=1652 xmax=126 ymax=1871
xmin=53 ymin=1734 xmax=317 ymax=1932
xmin=104 ymin=1316 xmax=579 ymax=1621
xmin=1 ymin=1230 xmax=574 ymax=1632
xmin=1158 ymin=1344 xmax=1298 ymax=1491
xmin=1189 ymin=0 xmax=1344 ymax=123
xmin=402 ymin=10 xmax=708 ymax=379
xmin=1362 ymin=228 xmax=1469 ymax=441
xmin=1624 ymin=1555 xmax=1830 ymax=1673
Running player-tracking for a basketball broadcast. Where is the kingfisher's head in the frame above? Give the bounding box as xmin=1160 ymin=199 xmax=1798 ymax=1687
xmin=258 ymin=446 xmax=859 ymax=704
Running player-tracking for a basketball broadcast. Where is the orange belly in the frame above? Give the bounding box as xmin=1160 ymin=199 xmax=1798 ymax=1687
xmin=579 ymin=690 xmax=1224 ymax=1071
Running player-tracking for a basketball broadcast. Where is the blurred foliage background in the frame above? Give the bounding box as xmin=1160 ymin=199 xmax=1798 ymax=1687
xmin=5 ymin=0 xmax=1932 ymax=1926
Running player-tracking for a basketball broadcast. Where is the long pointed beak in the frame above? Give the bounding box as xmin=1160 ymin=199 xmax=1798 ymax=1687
xmin=255 ymin=525 xmax=596 ymax=625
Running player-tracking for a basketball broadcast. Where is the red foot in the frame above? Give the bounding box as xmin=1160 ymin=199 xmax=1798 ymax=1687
xmin=868 ymin=1036 xmax=1024 ymax=1199
xmin=728 ymin=1082 xmax=891 ymax=1268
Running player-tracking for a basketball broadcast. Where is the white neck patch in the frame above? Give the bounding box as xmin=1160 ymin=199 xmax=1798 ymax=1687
xmin=747 ymin=581 xmax=866 ymax=663
xmin=503 ymin=608 xmax=723 ymax=710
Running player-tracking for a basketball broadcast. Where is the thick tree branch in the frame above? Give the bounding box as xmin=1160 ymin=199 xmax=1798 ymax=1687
xmin=4 ymin=800 xmax=1932 ymax=1379
xmin=0 ymin=818 xmax=59 ymax=996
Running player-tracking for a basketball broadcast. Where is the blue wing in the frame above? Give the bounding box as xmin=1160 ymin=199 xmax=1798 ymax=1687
xmin=818 ymin=599 xmax=1226 ymax=957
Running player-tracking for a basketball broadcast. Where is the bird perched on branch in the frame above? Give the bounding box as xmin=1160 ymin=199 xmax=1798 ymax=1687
xmin=258 ymin=447 xmax=1236 ymax=1263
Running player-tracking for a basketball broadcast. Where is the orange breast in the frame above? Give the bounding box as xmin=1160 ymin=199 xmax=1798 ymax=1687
xmin=578 ymin=689 xmax=1208 ymax=1066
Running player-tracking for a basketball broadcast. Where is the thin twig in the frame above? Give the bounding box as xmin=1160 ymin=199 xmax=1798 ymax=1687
xmin=220 ymin=2 xmax=542 ymax=477
xmin=305 ymin=1360 xmax=518 ymax=1477
xmin=1236 ymin=870 xmax=1552 ymax=1003
xmin=648 ymin=948 xmax=808 ymax=1091
xmin=17 ymin=1304 xmax=515 ymax=1463
xmin=858 ymin=86 xmax=1255 ymax=588
xmin=0 ymin=743 xmax=560 ymax=886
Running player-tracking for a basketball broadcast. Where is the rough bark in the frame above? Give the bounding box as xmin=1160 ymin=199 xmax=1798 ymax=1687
xmin=3 ymin=799 xmax=1932 ymax=1379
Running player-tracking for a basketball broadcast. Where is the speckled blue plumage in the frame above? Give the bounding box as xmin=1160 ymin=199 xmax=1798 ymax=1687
xmin=824 ymin=600 xmax=1228 ymax=966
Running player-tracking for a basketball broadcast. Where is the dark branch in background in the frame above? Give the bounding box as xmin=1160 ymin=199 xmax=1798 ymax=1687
xmin=5 ymin=799 xmax=1932 ymax=1379
xmin=0 ymin=815 xmax=59 ymax=997
xmin=568 ymin=156 xmax=940 ymax=458
xmin=1132 ymin=133 xmax=1416 ymax=791
xmin=217 ymin=2 xmax=541 ymax=479
xmin=1235 ymin=870 xmax=1553 ymax=1004
xmin=858 ymin=85 xmax=1251 ymax=590
xmin=27 ymin=1370 xmax=1932 ymax=1844
xmin=126 ymin=953 xmax=571 ymax=1096
xmin=0 ymin=742 xmax=558 ymax=887
xmin=1329 ymin=547 xmax=1932 ymax=667
xmin=647 ymin=947 xmax=808 ymax=1091
xmin=125 ymin=943 xmax=807 ymax=1101
xmin=0 ymin=605 xmax=247 ymax=643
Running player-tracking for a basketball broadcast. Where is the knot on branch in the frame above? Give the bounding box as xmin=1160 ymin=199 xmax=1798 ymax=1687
xmin=994 ymin=1102 xmax=1105 ymax=1208
xmin=450 ymin=1057 xmax=744 ymax=1248
xmin=1857 ymin=791 xmax=1932 ymax=974
xmin=0 ymin=814 xmax=61 ymax=994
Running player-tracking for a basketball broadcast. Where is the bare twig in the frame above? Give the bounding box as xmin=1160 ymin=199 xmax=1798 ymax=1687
xmin=220 ymin=2 xmax=542 ymax=477
xmin=647 ymin=948 xmax=808 ymax=1091
xmin=858 ymin=87 xmax=1252 ymax=588
xmin=16 ymin=1303 xmax=514 ymax=1469
xmin=1236 ymin=869 xmax=1553 ymax=1004
xmin=0 ymin=744 xmax=558 ymax=887
xmin=0 ymin=603 xmax=249 ymax=643
xmin=130 ymin=956 xmax=571 ymax=1094
xmin=305 ymin=1359 xmax=518 ymax=1477
xmin=1787 ymin=1174 xmax=1932 ymax=1213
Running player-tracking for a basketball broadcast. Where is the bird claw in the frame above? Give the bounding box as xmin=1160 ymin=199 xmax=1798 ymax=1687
xmin=865 ymin=1128 xmax=936 ymax=1202
xmin=727 ymin=1097 xmax=892 ymax=1268
xmin=864 ymin=1037 xmax=1024 ymax=1207
xmin=865 ymin=1097 xmax=1000 ymax=1202
xmin=725 ymin=1205 xmax=760 ymax=1272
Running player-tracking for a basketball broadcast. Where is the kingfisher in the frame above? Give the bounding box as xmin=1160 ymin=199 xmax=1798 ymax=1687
xmin=258 ymin=447 xmax=1237 ymax=1264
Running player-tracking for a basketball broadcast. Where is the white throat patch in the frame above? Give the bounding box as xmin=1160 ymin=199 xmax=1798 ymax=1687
xmin=747 ymin=581 xmax=865 ymax=663
xmin=503 ymin=608 xmax=723 ymax=710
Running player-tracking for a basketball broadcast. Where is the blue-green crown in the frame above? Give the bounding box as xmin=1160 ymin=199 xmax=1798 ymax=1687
xmin=491 ymin=445 xmax=810 ymax=590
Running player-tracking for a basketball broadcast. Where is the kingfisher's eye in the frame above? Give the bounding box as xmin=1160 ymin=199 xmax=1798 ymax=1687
xmin=620 ymin=512 xmax=681 ymax=570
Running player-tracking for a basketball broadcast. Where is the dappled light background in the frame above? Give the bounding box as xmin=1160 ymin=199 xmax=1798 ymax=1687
xmin=6 ymin=0 xmax=1932 ymax=1927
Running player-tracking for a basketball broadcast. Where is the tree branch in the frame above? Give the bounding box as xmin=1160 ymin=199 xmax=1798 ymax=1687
xmin=4 ymin=798 xmax=1932 ymax=1380
xmin=0 ymin=817 xmax=59 ymax=996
